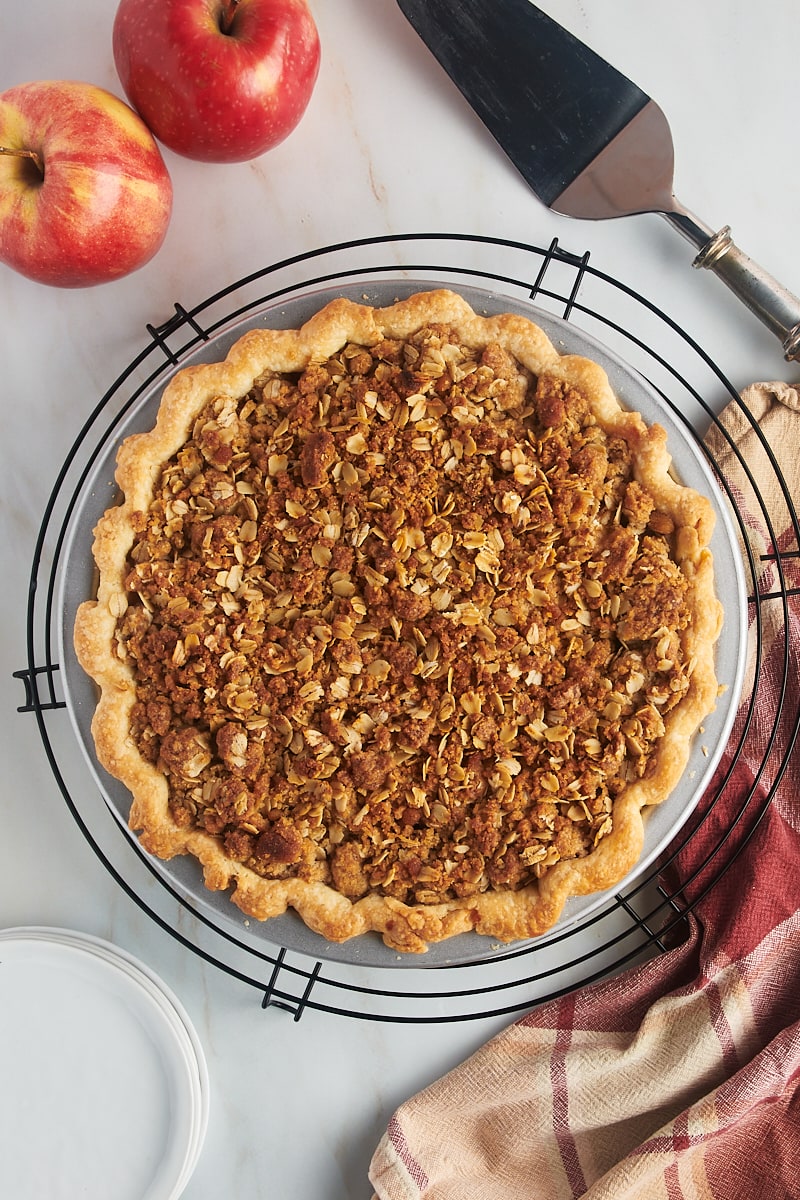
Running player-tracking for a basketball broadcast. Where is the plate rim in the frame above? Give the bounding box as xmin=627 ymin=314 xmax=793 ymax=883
xmin=0 ymin=928 xmax=203 ymax=1199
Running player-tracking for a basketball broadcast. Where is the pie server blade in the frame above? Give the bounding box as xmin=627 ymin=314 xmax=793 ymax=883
xmin=396 ymin=0 xmax=800 ymax=360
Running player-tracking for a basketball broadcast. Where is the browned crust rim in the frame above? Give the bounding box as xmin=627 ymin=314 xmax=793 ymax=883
xmin=73 ymin=289 xmax=722 ymax=953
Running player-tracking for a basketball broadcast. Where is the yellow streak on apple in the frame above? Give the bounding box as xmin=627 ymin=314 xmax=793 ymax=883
xmin=0 ymin=112 xmax=37 ymax=219
xmin=0 ymin=151 xmax=42 ymax=225
xmin=92 ymin=87 xmax=159 ymax=153
xmin=54 ymin=164 xmax=163 ymax=233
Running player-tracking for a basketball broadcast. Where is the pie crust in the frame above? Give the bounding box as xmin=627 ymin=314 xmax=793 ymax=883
xmin=74 ymin=289 xmax=722 ymax=953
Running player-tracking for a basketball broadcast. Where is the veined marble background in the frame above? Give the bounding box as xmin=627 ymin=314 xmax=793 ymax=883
xmin=2 ymin=2 xmax=797 ymax=1196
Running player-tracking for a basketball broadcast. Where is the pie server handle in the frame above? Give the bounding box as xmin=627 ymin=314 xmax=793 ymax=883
xmin=665 ymin=207 xmax=800 ymax=361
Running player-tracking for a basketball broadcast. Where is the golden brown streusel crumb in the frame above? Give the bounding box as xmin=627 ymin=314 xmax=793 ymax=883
xmin=115 ymin=323 xmax=694 ymax=908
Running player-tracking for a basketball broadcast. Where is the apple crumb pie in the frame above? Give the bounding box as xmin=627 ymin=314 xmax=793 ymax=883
xmin=74 ymin=289 xmax=722 ymax=953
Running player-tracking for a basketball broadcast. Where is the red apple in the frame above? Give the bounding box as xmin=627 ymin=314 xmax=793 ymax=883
xmin=0 ymin=80 xmax=173 ymax=288
xmin=112 ymin=0 xmax=321 ymax=163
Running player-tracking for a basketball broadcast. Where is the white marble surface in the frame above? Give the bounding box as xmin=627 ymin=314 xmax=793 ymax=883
xmin=2 ymin=2 xmax=798 ymax=1197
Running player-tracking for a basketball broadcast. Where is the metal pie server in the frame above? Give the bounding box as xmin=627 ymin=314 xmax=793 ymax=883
xmin=397 ymin=0 xmax=800 ymax=361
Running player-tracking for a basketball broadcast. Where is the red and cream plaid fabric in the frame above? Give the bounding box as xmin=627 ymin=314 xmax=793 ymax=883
xmin=369 ymin=383 xmax=800 ymax=1200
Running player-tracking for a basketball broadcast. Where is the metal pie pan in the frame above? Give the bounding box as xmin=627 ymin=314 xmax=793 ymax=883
xmin=58 ymin=279 xmax=747 ymax=969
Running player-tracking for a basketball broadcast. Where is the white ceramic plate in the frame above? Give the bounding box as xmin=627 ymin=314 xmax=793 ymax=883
xmin=0 ymin=929 xmax=208 ymax=1200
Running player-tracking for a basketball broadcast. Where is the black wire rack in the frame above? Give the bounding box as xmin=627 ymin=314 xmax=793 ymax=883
xmin=16 ymin=233 xmax=799 ymax=1022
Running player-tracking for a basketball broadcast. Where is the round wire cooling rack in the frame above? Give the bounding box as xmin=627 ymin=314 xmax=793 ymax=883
xmin=17 ymin=233 xmax=800 ymax=1023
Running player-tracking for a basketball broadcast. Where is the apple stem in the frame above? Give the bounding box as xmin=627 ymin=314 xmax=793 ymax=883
xmin=0 ymin=146 xmax=44 ymax=179
xmin=219 ymin=0 xmax=241 ymax=35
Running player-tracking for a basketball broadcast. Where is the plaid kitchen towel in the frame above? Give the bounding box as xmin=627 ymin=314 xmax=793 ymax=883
xmin=369 ymin=383 xmax=800 ymax=1200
